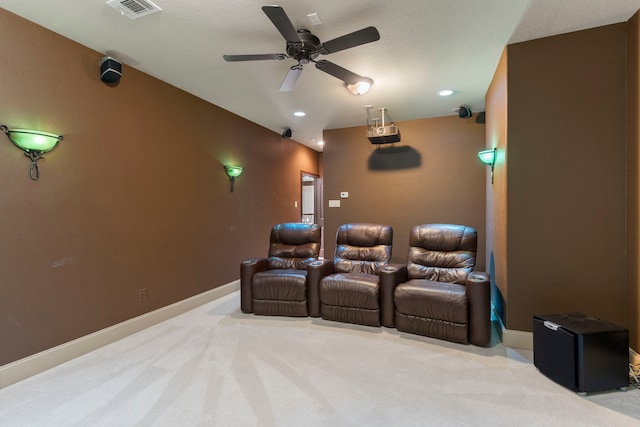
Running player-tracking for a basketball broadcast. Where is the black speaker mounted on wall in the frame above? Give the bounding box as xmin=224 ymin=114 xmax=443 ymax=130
xmin=100 ymin=56 xmax=122 ymax=84
xmin=282 ymin=128 xmax=292 ymax=138
xmin=458 ymin=105 xmax=472 ymax=119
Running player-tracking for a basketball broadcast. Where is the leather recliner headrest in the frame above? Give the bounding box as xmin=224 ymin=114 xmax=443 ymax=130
xmin=268 ymin=223 xmax=321 ymax=270
xmin=334 ymin=223 xmax=393 ymax=274
xmin=407 ymin=224 xmax=477 ymax=283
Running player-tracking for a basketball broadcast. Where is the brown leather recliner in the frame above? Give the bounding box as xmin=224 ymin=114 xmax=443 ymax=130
xmin=391 ymin=224 xmax=491 ymax=346
xmin=309 ymin=223 xmax=399 ymax=327
xmin=241 ymin=223 xmax=322 ymax=317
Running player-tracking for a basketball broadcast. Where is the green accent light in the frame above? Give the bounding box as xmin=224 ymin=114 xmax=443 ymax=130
xmin=8 ymin=129 xmax=62 ymax=152
xmin=225 ymin=165 xmax=243 ymax=192
xmin=225 ymin=165 xmax=243 ymax=178
xmin=477 ymin=148 xmax=496 ymax=166
xmin=477 ymin=147 xmax=497 ymax=184
xmin=1 ymin=124 xmax=64 ymax=180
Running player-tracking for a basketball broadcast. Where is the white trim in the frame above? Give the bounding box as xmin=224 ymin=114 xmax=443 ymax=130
xmin=0 ymin=281 xmax=239 ymax=389
xmin=501 ymin=327 xmax=533 ymax=350
xmin=493 ymin=306 xmax=533 ymax=350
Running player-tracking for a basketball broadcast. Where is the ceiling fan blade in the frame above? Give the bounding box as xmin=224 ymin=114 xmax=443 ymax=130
xmin=262 ymin=5 xmax=301 ymax=43
xmin=315 ymin=60 xmax=361 ymax=84
xmin=223 ymin=53 xmax=286 ymax=62
xmin=322 ymin=26 xmax=380 ymax=54
xmin=279 ymin=66 xmax=303 ymax=92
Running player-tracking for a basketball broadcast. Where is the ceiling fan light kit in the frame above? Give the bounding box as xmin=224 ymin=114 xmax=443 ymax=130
xmin=223 ymin=5 xmax=380 ymax=93
xmin=347 ymin=77 xmax=373 ymax=95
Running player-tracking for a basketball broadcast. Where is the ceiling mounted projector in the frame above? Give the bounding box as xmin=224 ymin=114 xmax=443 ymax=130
xmin=365 ymin=107 xmax=400 ymax=144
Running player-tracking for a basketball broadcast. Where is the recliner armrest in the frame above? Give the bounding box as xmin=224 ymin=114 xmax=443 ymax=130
xmin=466 ymin=271 xmax=491 ymax=346
xmin=379 ymin=263 xmax=408 ymax=328
xmin=240 ymin=258 xmax=268 ymax=313
xmin=307 ymin=259 xmax=334 ymax=317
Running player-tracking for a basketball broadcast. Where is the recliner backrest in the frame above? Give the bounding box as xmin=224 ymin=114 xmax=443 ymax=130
xmin=334 ymin=223 xmax=393 ymax=274
xmin=268 ymin=223 xmax=322 ymax=270
xmin=407 ymin=224 xmax=477 ymax=284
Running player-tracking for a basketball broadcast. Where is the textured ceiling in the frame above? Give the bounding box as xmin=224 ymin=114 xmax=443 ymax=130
xmin=0 ymin=0 xmax=638 ymax=151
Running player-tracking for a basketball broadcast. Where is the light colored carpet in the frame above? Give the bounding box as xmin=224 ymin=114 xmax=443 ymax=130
xmin=1 ymin=291 xmax=638 ymax=426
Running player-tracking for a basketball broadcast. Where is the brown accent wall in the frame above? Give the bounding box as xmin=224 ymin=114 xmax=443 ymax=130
xmin=486 ymin=24 xmax=628 ymax=333
xmin=323 ymin=116 xmax=487 ymax=268
xmin=0 ymin=9 xmax=319 ymax=365
xmin=628 ymin=11 xmax=640 ymax=351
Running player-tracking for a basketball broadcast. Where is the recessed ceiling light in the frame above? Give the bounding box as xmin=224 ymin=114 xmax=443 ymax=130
xmin=317 ymin=141 xmax=325 ymax=146
xmin=294 ymin=111 xmax=306 ymax=117
xmin=439 ymin=89 xmax=454 ymax=96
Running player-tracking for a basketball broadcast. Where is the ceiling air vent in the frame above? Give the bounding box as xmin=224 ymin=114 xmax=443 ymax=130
xmin=106 ymin=0 xmax=162 ymax=19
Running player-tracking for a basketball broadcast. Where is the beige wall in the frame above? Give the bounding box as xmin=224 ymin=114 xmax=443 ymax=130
xmin=323 ymin=116 xmax=487 ymax=268
xmin=484 ymin=49 xmax=509 ymax=318
xmin=486 ymin=24 xmax=629 ymax=333
xmin=0 ymin=9 xmax=319 ymax=365
xmin=628 ymin=12 xmax=640 ymax=351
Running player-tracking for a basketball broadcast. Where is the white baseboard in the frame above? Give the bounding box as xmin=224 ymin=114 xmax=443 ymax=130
xmin=500 ymin=327 xmax=533 ymax=350
xmin=492 ymin=306 xmax=533 ymax=350
xmin=0 ymin=280 xmax=239 ymax=390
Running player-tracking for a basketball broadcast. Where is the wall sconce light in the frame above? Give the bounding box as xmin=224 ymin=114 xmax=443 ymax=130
xmin=0 ymin=125 xmax=64 ymax=180
xmin=477 ymin=147 xmax=497 ymax=184
xmin=347 ymin=77 xmax=373 ymax=95
xmin=225 ymin=165 xmax=243 ymax=192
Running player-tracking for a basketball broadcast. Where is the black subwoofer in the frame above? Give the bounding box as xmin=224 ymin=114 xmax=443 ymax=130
xmin=533 ymin=312 xmax=628 ymax=394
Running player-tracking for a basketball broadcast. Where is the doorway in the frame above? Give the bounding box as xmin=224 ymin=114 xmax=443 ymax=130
xmin=301 ymin=171 xmax=324 ymax=257
xmin=301 ymin=173 xmax=317 ymax=224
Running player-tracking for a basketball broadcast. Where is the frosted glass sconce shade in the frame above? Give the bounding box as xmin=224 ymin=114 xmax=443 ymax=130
xmin=477 ymin=148 xmax=496 ymax=165
xmin=225 ymin=165 xmax=243 ymax=178
xmin=477 ymin=147 xmax=497 ymax=184
xmin=1 ymin=124 xmax=64 ymax=180
xmin=225 ymin=165 xmax=243 ymax=192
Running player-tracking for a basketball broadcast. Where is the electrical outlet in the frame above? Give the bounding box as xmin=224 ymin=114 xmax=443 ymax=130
xmin=138 ymin=288 xmax=148 ymax=302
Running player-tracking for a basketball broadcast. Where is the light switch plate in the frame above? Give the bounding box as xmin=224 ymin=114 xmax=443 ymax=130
xmin=328 ymin=200 xmax=341 ymax=208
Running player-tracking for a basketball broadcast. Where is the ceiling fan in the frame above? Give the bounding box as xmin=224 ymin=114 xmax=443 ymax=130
xmin=223 ymin=5 xmax=380 ymax=92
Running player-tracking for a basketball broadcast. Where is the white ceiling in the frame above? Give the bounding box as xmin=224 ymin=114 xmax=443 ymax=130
xmin=0 ymin=0 xmax=638 ymax=151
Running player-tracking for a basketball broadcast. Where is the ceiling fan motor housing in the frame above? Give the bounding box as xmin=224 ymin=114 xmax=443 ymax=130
xmin=286 ymin=29 xmax=322 ymax=63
